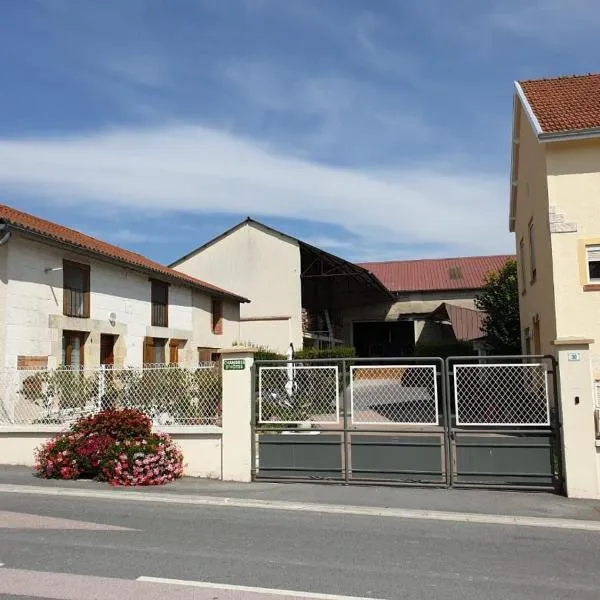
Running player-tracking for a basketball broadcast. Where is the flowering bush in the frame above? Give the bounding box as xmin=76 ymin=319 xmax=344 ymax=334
xmin=34 ymin=409 xmax=183 ymax=486
xmin=71 ymin=409 xmax=152 ymax=439
xmin=100 ymin=433 xmax=184 ymax=486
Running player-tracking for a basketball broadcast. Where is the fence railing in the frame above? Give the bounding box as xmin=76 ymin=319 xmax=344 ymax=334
xmin=453 ymin=363 xmax=550 ymax=426
xmin=350 ymin=365 xmax=439 ymax=425
xmin=257 ymin=365 xmax=340 ymax=424
xmin=0 ymin=364 xmax=222 ymax=428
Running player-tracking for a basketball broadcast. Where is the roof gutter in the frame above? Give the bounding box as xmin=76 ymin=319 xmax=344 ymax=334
xmin=538 ymin=127 xmax=600 ymax=143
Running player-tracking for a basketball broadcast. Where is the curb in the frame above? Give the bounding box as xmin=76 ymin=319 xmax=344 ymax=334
xmin=1 ymin=483 xmax=599 ymax=532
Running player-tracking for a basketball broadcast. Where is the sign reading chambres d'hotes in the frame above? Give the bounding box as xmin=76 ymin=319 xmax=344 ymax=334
xmin=223 ymin=359 xmax=246 ymax=371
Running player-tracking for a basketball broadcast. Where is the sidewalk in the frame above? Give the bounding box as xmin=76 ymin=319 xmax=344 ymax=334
xmin=1 ymin=465 xmax=599 ymax=523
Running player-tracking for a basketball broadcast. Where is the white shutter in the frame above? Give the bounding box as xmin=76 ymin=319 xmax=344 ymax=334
xmin=586 ymin=245 xmax=600 ymax=260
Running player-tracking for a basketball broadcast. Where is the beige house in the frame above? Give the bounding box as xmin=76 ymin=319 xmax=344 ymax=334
xmin=510 ymin=74 xmax=600 ymax=361
xmin=510 ymin=73 xmax=600 ymax=495
xmin=0 ymin=204 xmax=247 ymax=370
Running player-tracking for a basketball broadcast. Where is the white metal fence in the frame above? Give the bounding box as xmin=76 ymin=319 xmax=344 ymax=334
xmin=257 ymin=365 xmax=340 ymax=424
xmin=350 ymin=365 xmax=439 ymax=425
xmin=454 ymin=363 xmax=550 ymax=426
xmin=0 ymin=364 xmax=222 ymax=428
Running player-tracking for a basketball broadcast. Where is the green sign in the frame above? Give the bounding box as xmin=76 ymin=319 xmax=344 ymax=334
xmin=224 ymin=359 xmax=246 ymax=371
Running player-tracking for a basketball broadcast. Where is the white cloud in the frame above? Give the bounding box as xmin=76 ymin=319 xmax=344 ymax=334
xmin=0 ymin=124 xmax=512 ymax=256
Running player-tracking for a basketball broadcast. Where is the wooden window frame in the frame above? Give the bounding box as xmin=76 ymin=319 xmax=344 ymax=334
xmin=211 ymin=298 xmax=223 ymax=335
xmin=528 ymin=220 xmax=536 ymax=283
xmin=585 ymin=244 xmax=600 ymax=284
xmin=63 ymin=260 xmax=90 ymax=318
xmin=151 ymin=280 xmax=169 ymax=327
xmin=519 ymin=237 xmax=527 ymax=294
xmin=532 ymin=315 xmax=541 ymax=355
xmin=524 ymin=327 xmax=531 ymax=356
xmin=62 ymin=330 xmax=86 ymax=369
xmin=169 ymin=340 xmax=180 ymax=365
xmin=143 ymin=337 xmax=166 ymax=365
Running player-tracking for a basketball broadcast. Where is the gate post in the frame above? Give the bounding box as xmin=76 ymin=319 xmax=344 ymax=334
xmin=552 ymin=339 xmax=600 ymax=499
xmin=221 ymin=348 xmax=254 ymax=482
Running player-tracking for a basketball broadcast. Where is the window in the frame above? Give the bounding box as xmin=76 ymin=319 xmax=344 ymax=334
xmin=519 ymin=238 xmax=527 ymax=292
xmin=62 ymin=331 xmax=86 ymax=368
xmin=524 ymin=327 xmax=531 ymax=355
xmin=169 ymin=340 xmax=180 ymax=365
xmin=198 ymin=347 xmax=221 ymax=364
xmin=151 ymin=280 xmax=169 ymax=327
xmin=143 ymin=337 xmax=166 ymax=365
xmin=63 ymin=261 xmax=90 ymax=318
xmin=211 ymin=298 xmax=223 ymax=335
xmin=586 ymin=245 xmax=600 ymax=282
xmin=528 ymin=221 xmax=536 ymax=282
xmin=533 ymin=316 xmax=541 ymax=355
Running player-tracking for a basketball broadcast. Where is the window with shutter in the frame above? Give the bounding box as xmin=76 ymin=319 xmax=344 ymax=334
xmin=143 ymin=337 xmax=166 ymax=365
xmin=62 ymin=331 xmax=86 ymax=368
xmin=151 ymin=280 xmax=169 ymax=327
xmin=528 ymin=221 xmax=536 ymax=282
xmin=211 ymin=298 xmax=223 ymax=335
xmin=586 ymin=245 xmax=600 ymax=283
xmin=63 ymin=261 xmax=90 ymax=318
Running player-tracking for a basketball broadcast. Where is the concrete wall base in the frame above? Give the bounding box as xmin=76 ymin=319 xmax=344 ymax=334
xmin=0 ymin=429 xmax=224 ymax=480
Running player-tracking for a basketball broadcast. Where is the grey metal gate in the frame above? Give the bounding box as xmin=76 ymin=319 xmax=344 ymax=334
xmin=252 ymin=356 xmax=562 ymax=492
xmin=446 ymin=356 xmax=561 ymax=491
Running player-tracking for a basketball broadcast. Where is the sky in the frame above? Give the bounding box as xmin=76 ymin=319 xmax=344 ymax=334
xmin=0 ymin=0 xmax=599 ymax=265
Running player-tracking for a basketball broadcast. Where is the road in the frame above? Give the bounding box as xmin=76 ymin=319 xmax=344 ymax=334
xmin=0 ymin=488 xmax=599 ymax=599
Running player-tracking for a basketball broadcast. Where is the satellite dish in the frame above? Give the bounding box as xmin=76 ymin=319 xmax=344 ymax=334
xmin=0 ymin=220 xmax=11 ymax=246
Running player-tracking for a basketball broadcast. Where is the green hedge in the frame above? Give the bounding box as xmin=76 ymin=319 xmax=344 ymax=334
xmin=253 ymin=349 xmax=286 ymax=361
xmin=251 ymin=346 xmax=356 ymax=361
xmin=414 ymin=340 xmax=476 ymax=358
xmin=294 ymin=346 xmax=356 ymax=360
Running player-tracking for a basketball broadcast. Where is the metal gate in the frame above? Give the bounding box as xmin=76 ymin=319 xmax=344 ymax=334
xmin=252 ymin=356 xmax=562 ymax=492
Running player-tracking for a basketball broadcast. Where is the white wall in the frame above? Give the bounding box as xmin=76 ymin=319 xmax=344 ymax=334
xmin=0 ymin=233 xmax=234 ymax=369
xmin=175 ymin=223 xmax=303 ymax=354
xmin=192 ymin=290 xmax=241 ymax=351
xmin=0 ymin=427 xmax=223 ymax=479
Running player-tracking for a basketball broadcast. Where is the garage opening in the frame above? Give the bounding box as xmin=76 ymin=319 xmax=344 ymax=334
xmin=353 ymin=321 xmax=415 ymax=358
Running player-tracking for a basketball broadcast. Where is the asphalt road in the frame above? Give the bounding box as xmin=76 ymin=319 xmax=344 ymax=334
xmin=0 ymin=491 xmax=599 ymax=599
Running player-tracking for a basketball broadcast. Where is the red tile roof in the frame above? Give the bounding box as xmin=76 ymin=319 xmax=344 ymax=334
xmin=518 ymin=73 xmax=600 ymax=134
xmin=358 ymin=255 xmax=513 ymax=293
xmin=0 ymin=204 xmax=248 ymax=302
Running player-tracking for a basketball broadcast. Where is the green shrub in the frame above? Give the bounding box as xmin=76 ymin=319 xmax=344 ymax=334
xmin=414 ymin=340 xmax=476 ymax=358
xmin=294 ymin=346 xmax=356 ymax=360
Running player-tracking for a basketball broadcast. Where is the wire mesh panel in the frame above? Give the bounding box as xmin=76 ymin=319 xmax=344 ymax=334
xmin=454 ymin=363 xmax=550 ymax=426
xmin=258 ymin=365 xmax=340 ymax=424
xmin=0 ymin=365 xmax=222 ymax=427
xmin=350 ymin=365 xmax=439 ymax=425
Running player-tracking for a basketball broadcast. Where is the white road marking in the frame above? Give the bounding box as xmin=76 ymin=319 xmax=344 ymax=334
xmin=1 ymin=483 xmax=599 ymax=532
xmin=137 ymin=576 xmax=386 ymax=599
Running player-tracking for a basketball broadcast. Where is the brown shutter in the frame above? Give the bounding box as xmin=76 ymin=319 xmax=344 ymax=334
xmin=84 ymin=266 xmax=91 ymax=318
xmin=169 ymin=340 xmax=179 ymax=365
xmin=143 ymin=337 xmax=153 ymax=365
xmin=211 ymin=299 xmax=223 ymax=335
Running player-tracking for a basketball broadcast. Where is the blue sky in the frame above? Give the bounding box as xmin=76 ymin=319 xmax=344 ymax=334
xmin=0 ymin=0 xmax=599 ymax=264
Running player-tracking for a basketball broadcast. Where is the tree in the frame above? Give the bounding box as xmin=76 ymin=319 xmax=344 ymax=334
xmin=475 ymin=259 xmax=521 ymax=354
